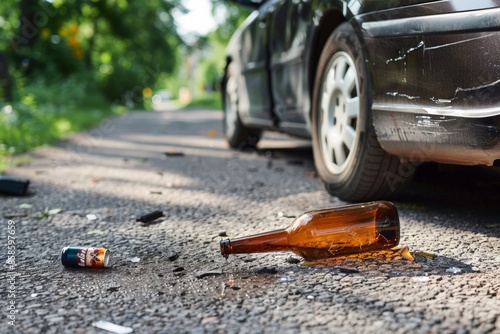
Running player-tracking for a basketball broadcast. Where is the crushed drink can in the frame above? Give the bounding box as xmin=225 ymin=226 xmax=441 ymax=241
xmin=61 ymin=246 xmax=110 ymax=268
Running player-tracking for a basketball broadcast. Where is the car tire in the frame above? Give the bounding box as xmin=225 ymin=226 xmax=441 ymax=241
xmin=311 ymin=22 xmax=413 ymax=202
xmin=223 ymin=63 xmax=261 ymax=150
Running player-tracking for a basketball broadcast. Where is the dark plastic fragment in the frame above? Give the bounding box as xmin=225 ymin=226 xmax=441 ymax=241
xmin=136 ymin=210 xmax=164 ymax=223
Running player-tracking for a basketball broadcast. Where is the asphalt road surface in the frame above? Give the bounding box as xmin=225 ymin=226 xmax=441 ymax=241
xmin=1 ymin=106 xmax=499 ymax=334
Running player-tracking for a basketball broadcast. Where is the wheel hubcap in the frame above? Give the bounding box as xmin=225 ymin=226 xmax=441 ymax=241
xmin=224 ymin=76 xmax=238 ymax=138
xmin=318 ymin=52 xmax=360 ymax=174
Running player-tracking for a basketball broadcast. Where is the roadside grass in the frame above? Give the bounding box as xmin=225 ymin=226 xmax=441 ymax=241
xmin=181 ymin=92 xmax=222 ymax=110
xmin=1 ymin=83 xmax=222 ymax=174
xmin=0 ymin=75 xmax=125 ymax=174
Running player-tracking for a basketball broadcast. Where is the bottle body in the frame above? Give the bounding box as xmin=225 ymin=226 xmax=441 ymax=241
xmin=220 ymin=201 xmax=399 ymax=261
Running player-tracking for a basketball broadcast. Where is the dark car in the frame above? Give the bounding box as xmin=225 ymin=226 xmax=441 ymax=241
xmin=221 ymin=0 xmax=500 ymax=201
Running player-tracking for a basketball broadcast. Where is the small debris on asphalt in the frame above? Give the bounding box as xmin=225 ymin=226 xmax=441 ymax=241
xmin=414 ymin=251 xmax=437 ymax=259
xmin=392 ymin=245 xmax=415 ymax=261
xmin=339 ymin=268 xmax=360 ymax=274
xmin=398 ymin=246 xmax=415 ymax=261
xmin=86 ymin=214 xmax=98 ymax=221
xmin=92 ymin=320 xmax=133 ymax=334
xmin=38 ymin=207 xmax=62 ymax=219
xmin=173 ymin=266 xmax=185 ymax=272
xmin=256 ymin=267 xmax=277 ymax=275
xmin=277 ymin=211 xmax=296 ymax=219
xmin=0 ymin=175 xmax=30 ymax=196
xmin=307 ymin=171 xmax=318 ymax=178
xmin=91 ymin=177 xmax=102 ymax=183
xmin=207 ymin=129 xmax=218 ymax=137
xmin=201 ymin=317 xmax=219 ymax=324
xmin=196 ymin=269 xmax=223 ymax=279
xmin=286 ymin=257 xmax=301 ymax=264
xmin=149 ymin=191 xmax=162 ymax=195
xmin=136 ymin=210 xmax=164 ymax=223
xmin=167 ymin=253 xmax=179 ymax=262
xmin=278 ymin=275 xmax=296 ymax=282
xmin=218 ymin=231 xmax=227 ymax=237
xmin=48 ymin=208 xmax=63 ymax=215
xmin=446 ymin=267 xmax=462 ymax=274
xmin=19 ymin=203 xmax=33 ymax=209
xmin=129 ymin=257 xmax=140 ymax=263
xmin=163 ymin=151 xmax=185 ymax=157
xmin=227 ymin=274 xmax=235 ymax=287
xmin=3 ymin=212 xmax=28 ymax=219
xmin=87 ymin=229 xmax=106 ymax=236
xmin=411 ymin=276 xmax=430 ymax=282
xmin=107 ymin=286 xmax=120 ymax=293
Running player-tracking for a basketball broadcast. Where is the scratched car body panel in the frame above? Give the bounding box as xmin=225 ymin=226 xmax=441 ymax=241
xmin=358 ymin=2 xmax=500 ymax=165
xmin=223 ymin=0 xmax=500 ymax=200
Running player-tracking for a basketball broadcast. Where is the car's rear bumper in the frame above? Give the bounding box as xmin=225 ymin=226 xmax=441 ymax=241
xmin=373 ymin=111 xmax=500 ymax=166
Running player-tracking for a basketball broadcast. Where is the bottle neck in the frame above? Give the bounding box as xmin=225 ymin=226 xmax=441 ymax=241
xmin=220 ymin=228 xmax=289 ymax=256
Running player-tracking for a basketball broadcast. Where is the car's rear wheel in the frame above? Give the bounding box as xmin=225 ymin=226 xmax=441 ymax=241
xmin=223 ymin=63 xmax=261 ymax=149
xmin=311 ymin=23 xmax=413 ymax=202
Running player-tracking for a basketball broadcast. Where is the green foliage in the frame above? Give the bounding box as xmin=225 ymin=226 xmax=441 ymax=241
xmin=2 ymin=0 xmax=183 ymax=106
xmin=87 ymin=0 xmax=183 ymax=103
xmin=182 ymin=92 xmax=222 ymax=110
xmin=99 ymin=61 xmax=144 ymax=103
xmin=0 ymin=73 xmax=116 ymax=173
xmin=210 ymin=1 xmax=251 ymax=43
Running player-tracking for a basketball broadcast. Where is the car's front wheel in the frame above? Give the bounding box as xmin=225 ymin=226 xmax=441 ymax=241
xmin=223 ymin=63 xmax=261 ymax=149
xmin=311 ymin=23 xmax=413 ymax=202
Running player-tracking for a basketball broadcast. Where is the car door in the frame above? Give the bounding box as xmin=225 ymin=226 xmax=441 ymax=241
xmin=230 ymin=1 xmax=276 ymax=127
xmin=267 ymin=0 xmax=312 ymax=130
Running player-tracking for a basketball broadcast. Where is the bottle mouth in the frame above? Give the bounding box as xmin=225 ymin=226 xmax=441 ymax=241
xmin=220 ymin=239 xmax=231 ymax=258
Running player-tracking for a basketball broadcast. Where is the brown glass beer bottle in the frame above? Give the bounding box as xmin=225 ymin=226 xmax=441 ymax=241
xmin=220 ymin=201 xmax=400 ymax=261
